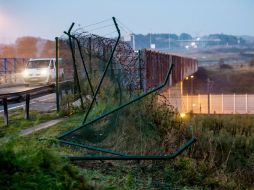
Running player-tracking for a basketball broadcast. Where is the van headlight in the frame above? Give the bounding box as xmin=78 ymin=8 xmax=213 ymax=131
xmin=23 ymin=70 xmax=29 ymax=77
xmin=40 ymin=68 xmax=49 ymax=76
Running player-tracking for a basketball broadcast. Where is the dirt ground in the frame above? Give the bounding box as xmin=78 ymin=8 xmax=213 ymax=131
xmin=179 ymin=46 xmax=254 ymax=94
xmin=185 ymin=63 xmax=254 ymax=94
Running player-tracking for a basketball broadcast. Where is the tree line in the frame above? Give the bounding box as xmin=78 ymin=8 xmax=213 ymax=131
xmin=0 ymin=36 xmax=55 ymax=58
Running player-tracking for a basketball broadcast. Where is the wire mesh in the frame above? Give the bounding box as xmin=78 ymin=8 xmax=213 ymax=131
xmin=56 ymin=17 xmax=198 ymax=159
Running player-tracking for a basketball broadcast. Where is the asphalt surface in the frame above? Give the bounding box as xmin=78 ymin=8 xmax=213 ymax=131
xmin=0 ymin=93 xmax=56 ymax=112
xmin=0 ymin=84 xmax=43 ymax=95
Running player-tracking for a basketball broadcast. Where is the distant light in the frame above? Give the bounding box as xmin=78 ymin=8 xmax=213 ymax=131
xmin=150 ymin=44 xmax=156 ymax=49
xmin=185 ymin=76 xmax=189 ymax=80
xmin=190 ymin=75 xmax=194 ymax=79
xmin=185 ymin=45 xmax=189 ymax=49
xmin=180 ymin=113 xmax=186 ymax=118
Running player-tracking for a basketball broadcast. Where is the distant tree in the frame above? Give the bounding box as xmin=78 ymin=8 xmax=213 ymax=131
xmin=41 ymin=40 xmax=54 ymax=57
xmin=219 ymin=58 xmax=232 ymax=69
xmin=219 ymin=58 xmax=225 ymax=65
xmin=0 ymin=37 xmax=55 ymax=58
xmin=208 ymin=34 xmax=240 ymax=46
xmin=249 ymin=59 xmax=254 ymax=67
xmin=238 ymin=37 xmax=246 ymax=45
xmin=15 ymin=36 xmax=38 ymax=58
xmin=179 ymin=33 xmax=192 ymax=40
xmin=1 ymin=45 xmax=16 ymax=57
xmin=169 ymin=34 xmax=178 ymax=40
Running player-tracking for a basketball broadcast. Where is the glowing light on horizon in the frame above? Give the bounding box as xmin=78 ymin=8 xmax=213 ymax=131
xmin=0 ymin=14 xmax=4 ymax=27
xmin=0 ymin=13 xmax=10 ymax=29
xmin=0 ymin=13 xmax=17 ymax=43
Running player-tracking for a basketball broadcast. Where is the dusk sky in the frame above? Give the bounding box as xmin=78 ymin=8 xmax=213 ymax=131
xmin=0 ymin=0 xmax=254 ymax=43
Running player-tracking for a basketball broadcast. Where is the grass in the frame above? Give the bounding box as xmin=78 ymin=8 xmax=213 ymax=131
xmin=0 ymin=109 xmax=58 ymax=139
xmin=1 ymin=94 xmax=254 ymax=189
xmin=162 ymin=114 xmax=254 ymax=189
xmin=0 ymin=138 xmax=94 ymax=190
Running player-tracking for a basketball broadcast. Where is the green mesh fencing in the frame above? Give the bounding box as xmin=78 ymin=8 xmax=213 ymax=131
xmin=56 ymin=17 xmax=196 ymax=160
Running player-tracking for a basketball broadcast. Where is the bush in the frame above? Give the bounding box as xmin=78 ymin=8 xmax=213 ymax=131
xmin=0 ymin=140 xmax=94 ymax=190
xmin=219 ymin=63 xmax=233 ymax=69
xmin=249 ymin=59 xmax=254 ymax=67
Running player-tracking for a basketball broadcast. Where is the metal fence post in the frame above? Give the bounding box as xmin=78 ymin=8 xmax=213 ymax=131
xmin=55 ymin=37 xmax=60 ymax=112
xmin=10 ymin=71 xmax=12 ymax=83
xmin=198 ymin=94 xmax=201 ymax=113
xmin=89 ymin=37 xmax=92 ymax=74
xmin=208 ymin=93 xmax=210 ymax=114
xmin=64 ymin=23 xmax=84 ymax=110
xmin=24 ymin=94 xmax=30 ymax=120
xmin=3 ymin=97 xmax=8 ymax=126
xmin=14 ymin=58 xmax=17 ymax=82
xmin=4 ymin=58 xmax=7 ymax=83
xmin=138 ymin=50 xmax=142 ymax=91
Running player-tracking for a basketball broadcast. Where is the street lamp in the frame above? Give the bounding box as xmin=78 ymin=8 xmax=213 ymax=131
xmin=180 ymin=112 xmax=186 ymax=118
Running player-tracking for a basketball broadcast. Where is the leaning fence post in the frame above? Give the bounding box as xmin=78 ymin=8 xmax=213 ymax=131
xmin=89 ymin=36 xmax=92 ymax=74
xmin=3 ymin=97 xmax=8 ymax=126
xmin=138 ymin=50 xmax=142 ymax=91
xmin=55 ymin=37 xmax=60 ymax=112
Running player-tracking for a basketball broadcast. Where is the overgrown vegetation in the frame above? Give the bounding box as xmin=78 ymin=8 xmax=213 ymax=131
xmin=0 ymin=139 xmax=94 ymax=190
xmin=0 ymin=109 xmax=58 ymax=139
xmin=164 ymin=114 xmax=254 ymax=189
xmin=0 ymin=92 xmax=254 ymax=189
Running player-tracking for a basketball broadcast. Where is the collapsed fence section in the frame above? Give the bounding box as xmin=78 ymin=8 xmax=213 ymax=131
xmin=55 ymin=17 xmax=197 ymax=160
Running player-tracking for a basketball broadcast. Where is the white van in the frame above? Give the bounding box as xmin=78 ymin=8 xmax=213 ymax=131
xmin=23 ymin=58 xmax=64 ymax=85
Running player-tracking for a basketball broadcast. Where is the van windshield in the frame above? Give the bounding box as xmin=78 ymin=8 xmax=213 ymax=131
xmin=27 ymin=60 xmax=50 ymax=69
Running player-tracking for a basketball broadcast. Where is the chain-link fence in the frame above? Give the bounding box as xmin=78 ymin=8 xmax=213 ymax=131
xmin=56 ymin=17 xmax=197 ymax=160
xmin=0 ymin=58 xmax=27 ymax=84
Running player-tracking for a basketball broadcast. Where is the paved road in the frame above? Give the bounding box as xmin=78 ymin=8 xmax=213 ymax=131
xmin=0 ymin=84 xmax=43 ymax=95
xmin=0 ymin=93 xmax=56 ymax=112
